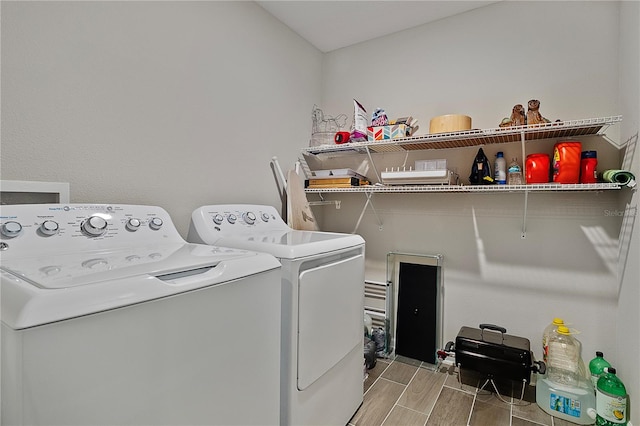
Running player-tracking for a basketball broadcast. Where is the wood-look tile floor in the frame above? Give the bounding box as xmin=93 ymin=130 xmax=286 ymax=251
xmin=348 ymin=356 xmax=583 ymax=426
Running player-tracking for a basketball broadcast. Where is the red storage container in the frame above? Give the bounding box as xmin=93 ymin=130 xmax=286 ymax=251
xmin=553 ymin=141 xmax=582 ymax=184
xmin=526 ymin=153 xmax=550 ymax=183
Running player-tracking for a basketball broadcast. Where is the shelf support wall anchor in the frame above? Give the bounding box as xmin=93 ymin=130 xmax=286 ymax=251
xmin=520 ymin=130 xmax=528 ymax=239
xmin=353 ymin=191 xmax=383 ymax=234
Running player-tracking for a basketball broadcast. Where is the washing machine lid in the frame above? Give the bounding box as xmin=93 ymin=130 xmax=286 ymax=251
xmin=1 ymin=243 xmax=281 ymax=329
xmin=215 ymin=230 xmax=364 ymax=260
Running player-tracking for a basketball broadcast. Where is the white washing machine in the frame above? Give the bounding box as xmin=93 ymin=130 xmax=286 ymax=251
xmin=188 ymin=204 xmax=365 ymax=426
xmin=1 ymin=204 xmax=282 ymax=426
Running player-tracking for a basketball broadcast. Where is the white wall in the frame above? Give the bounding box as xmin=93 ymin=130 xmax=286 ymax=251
xmin=321 ymin=1 xmax=620 ymax=136
xmin=616 ymin=0 xmax=640 ymax=416
xmin=318 ymin=0 xmax=638 ymax=401
xmin=1 ymin=1 xmax=322 ymax=236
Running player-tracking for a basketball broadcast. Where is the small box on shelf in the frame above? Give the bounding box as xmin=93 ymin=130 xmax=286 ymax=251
xmin=367 ymin=124 xmax=412 ymax=141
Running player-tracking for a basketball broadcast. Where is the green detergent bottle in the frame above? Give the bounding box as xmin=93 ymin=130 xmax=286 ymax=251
xmin=589 ymin=352 xmax=611 ymax=388
xmin=596 ymin=367 xmax=627 ymax=425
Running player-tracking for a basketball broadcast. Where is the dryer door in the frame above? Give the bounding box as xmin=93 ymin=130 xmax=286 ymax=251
xmin=297 ymin=253 xmax=364 ymax=390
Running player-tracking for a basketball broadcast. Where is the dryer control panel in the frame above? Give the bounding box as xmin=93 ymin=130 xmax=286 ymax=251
xmin=0 ymin=204 xmax=184 ymax=255
xmin=188 ymin=204 xmax=365 ymax=259
xmin=189 ymin=204 xmax=290 ymax=239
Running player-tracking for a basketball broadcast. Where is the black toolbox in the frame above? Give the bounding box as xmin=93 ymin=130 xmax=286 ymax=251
xmin=454 ymin=324 xmax=544 ymax=384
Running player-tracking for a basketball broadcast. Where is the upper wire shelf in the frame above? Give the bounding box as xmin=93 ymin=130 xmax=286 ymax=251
xmin=302 ymin=116 xmax=622 ymax=155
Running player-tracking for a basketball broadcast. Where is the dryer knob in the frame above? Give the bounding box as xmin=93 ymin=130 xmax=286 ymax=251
xmin=261 ymin=212 xmax=270 ymax=222
xmin=126 ymin=218 xmax=141 ymax=232
xmin=1 ymin=221 xmax=23 ymax=238
xmin=148 ymin=217 xmax=163 ymax=230
xmin=212 ymin=214 xmax=224 ymax=225
xmin=227 ymin=214 xmax=237 ymax=224
xmin=243 ymin=212 xmax=257 ymax=225
xmin=39 ymin=220 xmax=59 ymax=236
xmin=82 ymin=216 xmax=108 ymax=236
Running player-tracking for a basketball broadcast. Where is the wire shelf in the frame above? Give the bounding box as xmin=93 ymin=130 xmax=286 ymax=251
xmin=304 ymin=182 xmax=622 ymax=194
xmin=302 ymin=116 xmax=622 ymax=155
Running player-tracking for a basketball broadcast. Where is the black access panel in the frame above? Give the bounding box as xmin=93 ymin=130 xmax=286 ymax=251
xmin=395 ymin=262 xmax=438 ymax=364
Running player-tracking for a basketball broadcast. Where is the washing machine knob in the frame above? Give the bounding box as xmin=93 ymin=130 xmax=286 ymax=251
xmin=148 ymin=217 xmax=163 ymax=230
xmin=243 ymin=212 xmax=256 ymax=225
xmin=212 ymin=214 xmax=224 ymax=225
xmin=40 ymin=265 xmax=61 ymax=276
xmin=126 ymin=218 xmax=141 ymax=232
xmin=39 ymin=220 xmax=59 ymax=236
xmin=227 ymin=214 xmax=237 ymax=224
xmin=1 ymin=221 xmax=23 ymax=238
xmin=261 ymin=212 xmax=270 ymax=222
xmin=82 ymin=216 xmax=108 ymax=236
xmin=81 ymin=258 xmax=108 ymax=269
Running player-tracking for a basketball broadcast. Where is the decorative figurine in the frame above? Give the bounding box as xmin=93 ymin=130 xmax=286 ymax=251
xmin=499 ymin=104 xmax=526 ymax=128
xmin=526 ymin=99 xmax=551 ymax=126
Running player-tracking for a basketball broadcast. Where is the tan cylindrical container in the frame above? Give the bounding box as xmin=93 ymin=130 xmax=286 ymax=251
xmin=429 ymin=114 xmax=472 ymax=133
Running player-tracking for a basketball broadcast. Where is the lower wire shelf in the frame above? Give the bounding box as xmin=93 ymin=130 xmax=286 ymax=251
xmin=305 ymin=182 xmax=623 ymax=236
xmin=304 ymin=182 xmax=622 ymax=194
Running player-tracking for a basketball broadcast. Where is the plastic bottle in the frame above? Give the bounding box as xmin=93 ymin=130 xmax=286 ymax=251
xmin=526 ymin=153 xmax=551 ymax=183
xmin=580 ymin=151 xmax=598 ymax=183
xmin=542 ymin=318 xmax=565 ymax=363
xmin=589 ymin=352 xmax=612 ymax=388
xmin=507 ymin=157 xmax=523 ymax=185
xmin=364 ymin=313 xmax=373 ymax=337
xmin=547 ymin=325 xmax=581 ymax=386
xmin=536 ymin=373 xmax=597 ymax=425
xmin=596 ymin=368 xmax=627 ymax=425
xmin=494 ymin=151 xmax=506 ymax=184
xmin=553 ymin=141 xmax=582 ymax=184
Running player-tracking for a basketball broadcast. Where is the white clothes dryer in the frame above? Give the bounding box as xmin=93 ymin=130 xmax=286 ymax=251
xmin=188 ymin=204 xmax=365 ymax=426
xmin=1 ymin=204 xmax=282 ymax=426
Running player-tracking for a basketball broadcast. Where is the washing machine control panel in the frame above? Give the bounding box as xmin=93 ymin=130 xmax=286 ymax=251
xmin=0 ymin=204 xmax=183 ymax=254
xmin=191 ymin=204 xmax=290 ymax=237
